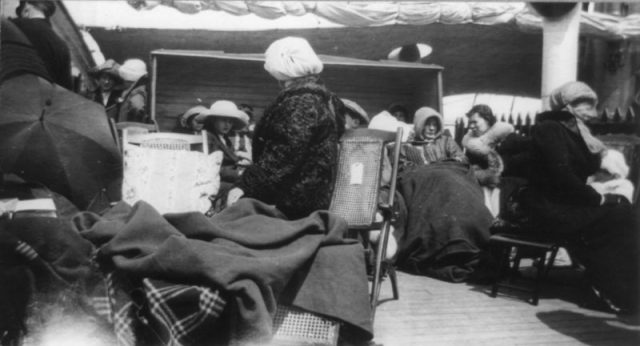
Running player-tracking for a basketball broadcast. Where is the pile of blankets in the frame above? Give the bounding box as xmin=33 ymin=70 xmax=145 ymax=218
xmin=1 ymin=195 xmax=374 ymax=345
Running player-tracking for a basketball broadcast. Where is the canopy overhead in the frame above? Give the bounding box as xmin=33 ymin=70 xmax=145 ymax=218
xmin=63 ymin=1 xmax=640 ymax=41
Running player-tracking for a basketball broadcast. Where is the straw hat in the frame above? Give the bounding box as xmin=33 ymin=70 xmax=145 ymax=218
xmin=89 ymin=59 xmax=122 ymax=81
xmin=341 ymin=98 xmax=369 ymax=125
xmin=180 ymin=105 xmax=209 ymax=129
xmin=388 ymin=43 xmax=432 ymax=62
xmin=118 ymin=59 xmax=147 ymax=82
xmin=202 ymin=100 xmax=248 ymax=130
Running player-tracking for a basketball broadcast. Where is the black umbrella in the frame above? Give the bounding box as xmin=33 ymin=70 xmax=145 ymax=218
xmin=0 ymin=74 xmax=122 ymax=210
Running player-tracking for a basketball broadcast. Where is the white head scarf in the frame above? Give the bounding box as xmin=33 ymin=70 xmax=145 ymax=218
xmin=264 ymin=37 xmax=323 ymax=81
xmin=549 ymin=81 xmax=606 ymax=154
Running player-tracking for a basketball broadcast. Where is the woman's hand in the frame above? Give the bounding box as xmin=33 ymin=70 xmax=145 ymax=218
xmin=227 ymin=187 xmax=244 ymax=206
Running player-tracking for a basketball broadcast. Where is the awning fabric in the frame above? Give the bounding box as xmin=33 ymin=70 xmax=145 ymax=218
xmin=114 ymin=1 xmax=640 ymax=40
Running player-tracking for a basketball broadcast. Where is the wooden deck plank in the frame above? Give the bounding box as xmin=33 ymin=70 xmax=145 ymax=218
xmin=371 ymin=270 xmax=640 ymax=346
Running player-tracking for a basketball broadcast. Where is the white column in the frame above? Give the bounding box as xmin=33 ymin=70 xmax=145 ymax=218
xmin=541 ymin=4 xmax=581 ymax=110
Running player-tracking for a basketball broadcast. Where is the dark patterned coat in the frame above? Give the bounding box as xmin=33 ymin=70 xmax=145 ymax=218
xmin=237 ymin=76 xmax=345 ymax=219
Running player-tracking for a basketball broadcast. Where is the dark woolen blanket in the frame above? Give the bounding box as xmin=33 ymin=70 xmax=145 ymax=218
xmin=395 ymin=162 xmax=493 ymax=282
xmin=73 ymin=198 xmax=373 ymax=345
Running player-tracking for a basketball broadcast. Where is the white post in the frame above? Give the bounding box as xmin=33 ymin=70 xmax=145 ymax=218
xmin=540 ymin=4 xmax=581 ymax=110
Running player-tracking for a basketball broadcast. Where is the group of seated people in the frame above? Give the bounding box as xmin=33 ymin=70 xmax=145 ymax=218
xmin=2 ymin=32 xmax=639 ymax=346
xmin=167 ymin=52 xmax=639 ymax=319
xmin=381 ymin=81 xmax=639 ymax=317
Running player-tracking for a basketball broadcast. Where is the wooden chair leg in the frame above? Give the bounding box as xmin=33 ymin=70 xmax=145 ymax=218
xmin=388 ymin=265 xmax=399 ymax=300
xmin=370 ymin=221 xmax=392 ymax=318
xmin=532 ymin=250 xmax=548 ymax=306
xmin=491 ymin=245 xmax=511 ymax=298
xmin=543 ymin=246 xmax=559 ymax=277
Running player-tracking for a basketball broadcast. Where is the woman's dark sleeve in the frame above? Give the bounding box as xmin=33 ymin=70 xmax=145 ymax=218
xmin=445 ymin=136 xmax=466 ymax=163
xmin=237 ymin=94 xmax=319 ymax=200
xmin=532 ymin=122 xmax=601 ymax=206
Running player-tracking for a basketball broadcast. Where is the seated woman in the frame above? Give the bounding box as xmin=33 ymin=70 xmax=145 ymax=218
xmin=382 ymin=109 xmax=493 ymax=282
xmin=397 ymin=107 xmax=465 ymax=173
xmin=462 ymin=104 xmax=516 ymax=217
xmin=523 ymin=81 xmax=639 ymax=313
xmin=177 ymin=100 xmax=250 ymax=193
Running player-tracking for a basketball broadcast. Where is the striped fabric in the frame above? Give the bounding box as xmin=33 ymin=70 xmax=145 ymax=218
xmin=15 ymin=241 xmax=39 ymax=261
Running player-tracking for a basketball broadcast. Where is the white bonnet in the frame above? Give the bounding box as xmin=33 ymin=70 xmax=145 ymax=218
xmin=264 ymin=36 xmax=323 ymax=81
xmin=118 ymin=59 xmax=147 ymax=82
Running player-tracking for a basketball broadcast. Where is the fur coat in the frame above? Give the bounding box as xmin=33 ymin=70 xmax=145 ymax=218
xmin=237 ymin=76 xmax=345 ymax=219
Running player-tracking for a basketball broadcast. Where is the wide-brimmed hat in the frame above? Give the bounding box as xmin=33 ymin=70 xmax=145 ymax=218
xmin=202 ymin=100 xmax=248 ymax=130
xmin=89 ymin=59 xmax=123 ymax=81
xmin=388 ymin=43 xmax=432 ymax=62
xmin=341 ymin=98 xmax=369 ymax=125
xmin=118 ymin=58 xmax=147 ymax=82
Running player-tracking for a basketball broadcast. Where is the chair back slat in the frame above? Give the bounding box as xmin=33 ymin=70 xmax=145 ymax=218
xmin=122 ymin=130 xmax=209 ymax=155
xmin=329 ymin=128 xmax=399 ymax=228
xmin=141 ymin=138 xmax=190 ymax=151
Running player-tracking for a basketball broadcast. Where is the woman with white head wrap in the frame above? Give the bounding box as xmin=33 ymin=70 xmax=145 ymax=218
xmin=263 ymin=36 xmax=323 ymax=83
xmin=228 ymin=36 xmax=346 ymax=219
xmin=525 ymin=81 xmax=639 ymax=313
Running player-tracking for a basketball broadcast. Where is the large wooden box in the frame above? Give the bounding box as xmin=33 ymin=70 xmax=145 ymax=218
xmin=149 ymin=49 xmax=443 ymax=131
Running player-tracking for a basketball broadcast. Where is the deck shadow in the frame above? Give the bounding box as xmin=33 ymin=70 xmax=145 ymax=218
xmin=464 ymin=264 xmax=594 ymax=305
xmin=537 ymin=310 xmax=640 ymax=345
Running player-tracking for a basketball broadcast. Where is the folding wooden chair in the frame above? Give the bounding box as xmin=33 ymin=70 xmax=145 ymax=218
xmin=329 ymin=127 xmax=403 ymax=317
xmin=489 ymin=232 xmax=561 ymax=305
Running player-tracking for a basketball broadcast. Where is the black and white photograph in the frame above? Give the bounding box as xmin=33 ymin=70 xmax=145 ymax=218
xmin=1 ymin=1 xmax=639 ymax=345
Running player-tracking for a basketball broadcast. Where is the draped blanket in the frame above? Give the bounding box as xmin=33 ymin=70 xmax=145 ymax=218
xmin=74 ymin=198 xmax=373 ymax=345
xmin=395 ymin=162 xmax=493 ymax=282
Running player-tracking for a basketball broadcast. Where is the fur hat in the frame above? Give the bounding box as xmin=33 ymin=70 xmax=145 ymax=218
xmin=413 ymin=107 xmax=443 ymax=140
xmin=118 ymin=59 xmax=147 ymax=82
xmin=202 ymin=100 xmax=248 ymax=130
xmin=341 ymin=98 xmax=369 ymax=125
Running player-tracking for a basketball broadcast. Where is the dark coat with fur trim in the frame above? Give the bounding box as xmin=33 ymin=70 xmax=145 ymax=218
xmin=237 ymin=77 xmax=345 ymax=219
xmin=524 ymin=110 xmax=640 ymax=311
xmin=528 ymin=110 xmax=602 ymax=207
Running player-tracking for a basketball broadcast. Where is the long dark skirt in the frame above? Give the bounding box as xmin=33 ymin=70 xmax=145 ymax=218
xmin=394 ymin=162 xmax=493 ymax=282
xmin=523 ymin=189 xmax=640 ymax=311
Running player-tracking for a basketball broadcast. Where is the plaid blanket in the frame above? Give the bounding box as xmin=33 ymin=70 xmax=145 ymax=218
xmin=91 ymin=273 xmax=227 ymax=346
